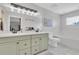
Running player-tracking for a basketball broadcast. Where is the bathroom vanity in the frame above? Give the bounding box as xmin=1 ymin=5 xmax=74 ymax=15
xmin=0 ymin=32 xmax=48 ymax=55
xmin=0 ymin=4 xmax=48 ymax=55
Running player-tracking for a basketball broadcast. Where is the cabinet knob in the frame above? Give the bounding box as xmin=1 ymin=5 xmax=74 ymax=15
xmin=24 ymin=43 xmax=27 ymax=46
xmin=35 ymin=49 xmax=37 ymax=51
xmin=35 ymin=41 xmax=37 ymax=43
xmin=24 ymin=52 xmax=27 ymax=55
xmin=40 ymin=38 xmax=41 ymax=40
xmin=17 ymin=42 xmax=19 ymax=44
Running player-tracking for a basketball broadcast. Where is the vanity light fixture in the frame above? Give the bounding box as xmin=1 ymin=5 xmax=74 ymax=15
xmin=10 ymin=3 xmax=39 ymax=16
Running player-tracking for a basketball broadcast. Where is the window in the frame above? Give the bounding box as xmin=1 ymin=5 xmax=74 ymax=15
xmin=66 ymin=16 xmax=79 ymax=26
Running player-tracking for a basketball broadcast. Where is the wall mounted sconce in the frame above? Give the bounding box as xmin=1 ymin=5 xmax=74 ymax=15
xmin=10 ymin=3 xmax=40 ymax=16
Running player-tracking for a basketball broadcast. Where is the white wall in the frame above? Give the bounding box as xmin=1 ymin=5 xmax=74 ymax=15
xmin=32 ymin=4 xmax=60 ymax=35
xmin=61 ymin=10 xmax=79 ymax=40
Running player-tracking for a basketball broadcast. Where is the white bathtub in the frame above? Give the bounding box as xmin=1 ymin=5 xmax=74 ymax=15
xmin=60 ymin=36 xmax=79 ymax=51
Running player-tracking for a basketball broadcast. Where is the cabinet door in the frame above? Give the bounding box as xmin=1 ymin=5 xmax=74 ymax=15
xmin=32 ymin=37 xmax=40 ymax=54
xmin=32 ymin=38 xmax=40 ymax=46
xmin=40 ymin=36 xmax=48 ymax=51
xmin=32 ymin=46 xmax=40 ymax=55
xmin=17 ymin=39 xmax=31 ymax=50
xmin=19 ymin=48 xmax=31 ymax=55
xmin=0 ymin=41 xmax=17 ymax=55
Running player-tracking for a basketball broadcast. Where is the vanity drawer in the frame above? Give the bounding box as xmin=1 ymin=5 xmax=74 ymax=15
xmin=41 ymin=34 xmax=48 ymax=37
xmin=19 ymin=48 xmax=31 ymax=55
xmin=18 ymin=35 xmax=31 ymax=41
xmin=32 ymin=46 xmax=40 ymax=55
xmin=0 ymin=41 xmax=17 ymax=55
xmin=32 ymin=38 xmax=40 ymax=46
xmin=32 ymin=34 xmax=41 ymax=38
xmin=17 ymin=39 xmax=31 ymax=50
xmin=0 ymin=37 xmax=17 ymax=44
xmin=32 ymin=34 xmax=48 ymax=38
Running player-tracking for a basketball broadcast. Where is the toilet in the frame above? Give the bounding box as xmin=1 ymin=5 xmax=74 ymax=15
xmin=49 ymin=35 xmax=60 ymax=48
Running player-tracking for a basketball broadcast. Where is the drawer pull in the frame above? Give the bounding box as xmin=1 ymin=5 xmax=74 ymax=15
xmin=17 ymin=42 xmax=19 ymax=44
xmin=35 ymin=49 xmax=37 ymax=51
xmin=40 ymin=38 xmax=41 ymax=40
xmin=24 ymin=43 xmax=27 ymax=46
xmin=24 ymin=52 xmax=27 ymax=55
xmin=35 ymin=41 xmax=37 ymax=43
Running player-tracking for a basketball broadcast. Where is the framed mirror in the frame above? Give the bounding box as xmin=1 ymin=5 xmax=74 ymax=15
xmin=0 ymin=9 xmax=3 ymax=31
xmin=10 ymin=17 xmax=21 ymax=33
xmin=0 ymin=18 xmax=3 ymax=30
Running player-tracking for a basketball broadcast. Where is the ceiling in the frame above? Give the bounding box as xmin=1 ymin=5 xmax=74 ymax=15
xmin=1 ymin=3 xmax=79 ymax=15
xmin=34 ymin=3 xmax=79 ymax=15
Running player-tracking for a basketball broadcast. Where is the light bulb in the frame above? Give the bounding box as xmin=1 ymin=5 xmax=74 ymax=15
xmin=10 ymin=6 xmax=14 ymax=12
xmin=35 ymin=12 xmax=40 ymax=16
xmin=30 ymin=12 xmax=34 ymax=16
xmin=34 ymin=13 xmax=38 ymax=16
xmin=29 ymin=11 xmax=33 ymax=16
xmin=14 ymin=7 xmax=19 ymax=13
xmin=22 ymin=9 xmax=26 ymax=14
xmin=26 ymin=10 xmax=31 ymax=15
xmin=17 ymin=8 xmax=21 ymax=13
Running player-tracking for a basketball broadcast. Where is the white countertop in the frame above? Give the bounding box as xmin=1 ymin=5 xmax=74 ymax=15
xmin=0 ymin=31 xmax=48 ymax=38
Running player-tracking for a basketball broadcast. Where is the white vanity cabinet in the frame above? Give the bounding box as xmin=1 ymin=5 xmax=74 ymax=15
xmin=0 ymin=33 xmax=48 ymax=55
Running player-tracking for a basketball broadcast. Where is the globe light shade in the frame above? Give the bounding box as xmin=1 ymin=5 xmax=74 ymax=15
xmin=26 ymin=10 xmax=31 ymax=15
xmin=21 ymin=9 xmax=26 ymax=14
xmin=34 ymin=12 xmax=39 ymax=16
xmin=10 ymin=6 xmax=15 ymax=12
xmin=17 ymin=8 xmax=22 ymax=13
xmin=30 ymin=11 xmax=34 ymax=16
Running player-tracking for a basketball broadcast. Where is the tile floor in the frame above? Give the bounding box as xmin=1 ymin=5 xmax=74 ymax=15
xmin=38 ymin=43 xmax=79 ymax=55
